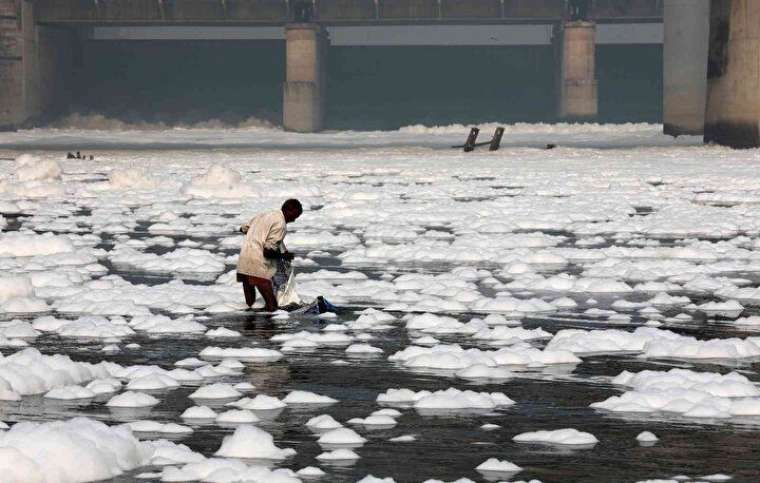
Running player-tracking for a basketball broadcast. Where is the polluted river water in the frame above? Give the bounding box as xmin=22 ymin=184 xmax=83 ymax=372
xmin=1 ymin=123 xmax=760 ymax=482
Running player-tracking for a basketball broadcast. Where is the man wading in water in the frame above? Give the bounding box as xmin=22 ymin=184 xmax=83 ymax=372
xmin=237 ymin=199 xmax=303 ymax=312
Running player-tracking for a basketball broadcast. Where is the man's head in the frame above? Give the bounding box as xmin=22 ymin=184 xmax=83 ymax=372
xmin=281 ymin=198 xmax=303 ymax=223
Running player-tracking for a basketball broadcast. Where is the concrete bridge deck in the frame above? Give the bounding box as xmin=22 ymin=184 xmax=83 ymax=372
xmin=32 ymin=0 xmax=662 ymax=25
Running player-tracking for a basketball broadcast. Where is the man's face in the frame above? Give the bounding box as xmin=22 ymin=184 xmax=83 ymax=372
xmin=284 ymin=209 xmax=302 ymax=224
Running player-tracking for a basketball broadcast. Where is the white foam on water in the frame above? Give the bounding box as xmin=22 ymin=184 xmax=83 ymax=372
xmin=3 ymin=122 xmax=760 ymax=482
xmin=214 ymin=425 xmax=296 ymax=460
xmin=0 ymin=417 xmax=150 ymax=483
xmin=512 ymin=428 xmax=599 ymax=446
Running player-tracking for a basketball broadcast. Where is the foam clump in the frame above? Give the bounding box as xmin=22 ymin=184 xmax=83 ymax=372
xmin=86 ymin=378 xmax=122 ymax=395
xmin=180 ymin=406 xmax=217 ymax=420
xmin=126 ymin=374 xmax=180 ymax=391
xmin=316 ymin=448 xmax=359 ymax=461
xmin=305 ymin=414 xmax=343 ymax=431
xmin=126 ymin=421 xmax=192 ymax=435
xmin=347 ymin=309 xmax=397 ymax=331
xmin=0 ymin=320 xmax=40 ymax=339
xmin=108 ymin=168 xmax=158 ymax=190
xmin=643 ymin=336 xmax=760 ymax=360
xmin=389 ymin=434 xmax=416 ymax=442
xmin=472 ymin=325 xmax=552 ymax=343
xmin=15 ymin=155 xmax=62 ymax=182
xmin=415 ymin=388 xmax=515 ymax=409
xmin=199 ymin=346 xmax=283 ymax=362
xmin=513 ymin=428 xmax=598 ymax=446
xmin=110 ymin=247 xmax=226 ymax=277
xmin=0 ymin=348 xmax=117 ymax=400
xmin=273 ymin=330 xmax=354 ymax=350
xmin=216 ymin=409 xmax=261 ymax=424
xmin=456 ymin=364 xmax=513 ymax=381
xmin=697 ymin=300 xmax=744 ymax=317
xmin=214 ymin=425 xmax=296 ymax=460
xmin=189 ymin=383 xmax=242 ymax=400
xmin=106 ymin=391 xmax=160 ymax=408
xmin=183 ymin=165 xmax=253 ymax=199
xmin=142 ymin=439 xmax=204 ymax=467
xmin=378 ymin=387 xmax=514 ymax=410
xmin=357 ymin=476 xmax=397 ymax=483
xmin=3 ymin=155 xmax=63 ymax=198
xmin=0 ymin=232 xmax=74 ymax=257
xmin=317 ymin=427 xmax=367 ymax=445
xmin=205 ymin=327 xmax=242 ymax=338
xmin=48 ymin=316 xmax=136 ymax=339
xmin=636 ymin=431 xmax=659 ymax=443
xmin=130 ymin=314 xmax=206 ymax=334
xmin=1 ymin=296 xmax=49 ymax=313
xmin=733 ymin=316 xmax=760 ymax=326
xmin=160 ymin=458 xmax=301 ymax=483
xmin=0 ymin=417 xmax=150 ymax=482
xmin=175 ymin=357 xmax=207 ymax=368
xmin=591 ymin=368 xmax=760 ymax=419
xmin=297 ymin=466 xmax=326 ymax=477
xmin=346 ymin=343 xmax=383 ymax=354
xmin=547 ymin=327 xmax=682 ymax=354
xmin=476 ymin=457 xmax=522 ymax=473
xmin=228 ymin=394 xmax=286 ymax=411
xmin=389 ymin=343 xmax=579 ymax=371
xmin=350 ymin=415 xmax=398 ymax=427
xmin=0 ymin=276 xmax=35 ymax=303
xmin=283 ymin=390 xmax=338 ymax=405
xmin=44 ymin=385 xmax=96 ymax=400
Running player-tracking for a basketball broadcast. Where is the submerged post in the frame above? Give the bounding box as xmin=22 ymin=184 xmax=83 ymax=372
xmin=283 ymin=23 xmax=328 ymax=133
xmin=558 ymin=21 xmax=598 ymax=121
xmin=663 ymin=0 xmax=710 ymax=136
xmin=704 ymin=0 xmax=760 ymax=148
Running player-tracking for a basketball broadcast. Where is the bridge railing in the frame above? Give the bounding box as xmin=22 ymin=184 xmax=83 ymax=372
xmin=34 ymin=0 xmax=662 ymax=24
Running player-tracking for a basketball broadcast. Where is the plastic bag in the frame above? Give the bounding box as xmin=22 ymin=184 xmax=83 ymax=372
xmin=274 ymin=259 xmax=302 ymax=307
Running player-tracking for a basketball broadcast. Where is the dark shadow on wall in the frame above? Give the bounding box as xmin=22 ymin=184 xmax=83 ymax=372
xmin=68 ymin=40 xmax=661 ymax=129
xmin=326 ymin=45 xmax=556 ymax=130
xmin=597 ymin=44 xmax=663 ymax=123
xmin=72 ymin=40 xmax=286 ymax=126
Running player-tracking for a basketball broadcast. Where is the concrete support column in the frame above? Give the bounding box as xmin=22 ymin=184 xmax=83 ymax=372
xmin=1 ymin=0 xmax=30 ymax=129
xmin=283 ymin=23 xmax=328 ymax=133
xmin=663 ymin=0 xmax=710 ymax=136
xmin=558 ymin=21 xmax=598 ymax=121
xmin=0 ymin=0 xmax=74 ymax=130
xmin=704 ymin=0 xmax=760 ymax=148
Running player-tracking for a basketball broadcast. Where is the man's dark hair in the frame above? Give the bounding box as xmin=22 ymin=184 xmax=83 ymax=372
xmin=282 ymin=198 xmax=303 ymax=214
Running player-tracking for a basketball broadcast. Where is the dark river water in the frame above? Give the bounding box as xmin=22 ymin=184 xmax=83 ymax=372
xmin=4 ymin=275 xmax=760 ymax=483
xmin=2 ymin=163 xmax=760 ymax=483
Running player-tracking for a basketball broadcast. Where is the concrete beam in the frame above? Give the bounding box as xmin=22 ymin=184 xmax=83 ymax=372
xmin=89 ymin=23 xmax=663 ymax=45
xmin=704 ymin=0 xmax=760 ymax=148
xmin=35 ymin=0 xmax=660 ymax=24
xmin=283 ymin=23 xmax=328 ymax=132
xmin=558 ymin=20 xmax=597 ymax=120
xmin=663 ymin=0 xmax=709 ymax=136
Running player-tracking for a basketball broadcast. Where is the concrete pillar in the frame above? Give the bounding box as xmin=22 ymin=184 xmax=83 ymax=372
xmin=558 ymin=21 xmax=598 ymax=120
xmin=704 ymin=0 xmax=760 ymax=148
xmin=0 ymin=0 xmax=74 ymax=130
xmin=663 ymin=0 xmax=710 ymax=136
xmin=283 ymin=23 xmax=328 ymax=133
xmin=1 ymin=0 xmax=29 ymax=129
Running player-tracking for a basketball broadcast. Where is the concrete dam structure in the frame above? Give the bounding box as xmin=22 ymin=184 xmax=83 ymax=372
xmin=0 ymin=0 xmax=756 ymax=147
